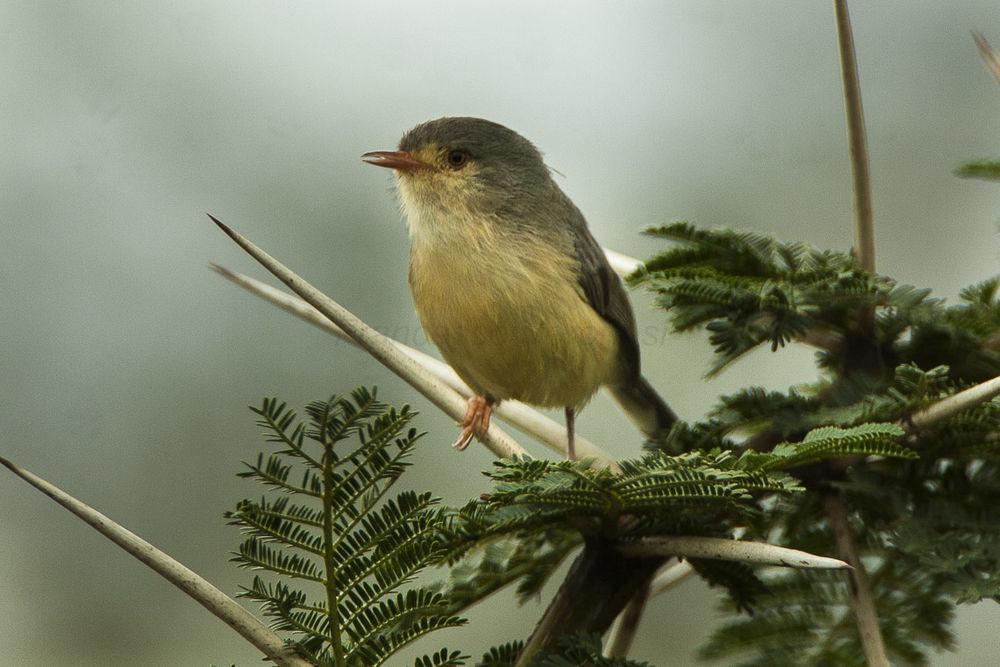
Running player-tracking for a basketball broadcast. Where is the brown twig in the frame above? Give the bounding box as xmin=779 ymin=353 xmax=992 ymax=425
xmin=833 ymin=0 xmax=875 ymax=274
xmin=604 ymin=559 xmax=696 ymax=657
xmin=603 ymin=584 xmax=651 ymax=658
xmin=828 ymin=5 xmax=892 ymax=666
xmin=514 ymin=540 xmax=662 ymax=667
xmin=973 ymin=32 xmax=1000 ymax=84
xmin=824 ymin=491 xmax=890 ymax=667
xmin=799 ymin=326 xmax=844 ymax=352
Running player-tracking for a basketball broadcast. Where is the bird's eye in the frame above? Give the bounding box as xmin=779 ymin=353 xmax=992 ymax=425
xmin=446 ymin=149 xmax=470 ymax=169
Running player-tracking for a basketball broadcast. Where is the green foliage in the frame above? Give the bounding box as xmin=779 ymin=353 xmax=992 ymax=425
xmin=953 ymin=278 xmax=1000 ymax=338
xmin=702 ymin=364 xmax=953 ymax=453
xmin=437 ymin=451 xmax=800 ymax=602
xmin=435 ymin=531 xmax=581 ymax=615
xmin=848 ymin=443 xmax=1000 ymax=605
xmin=688 ymin=559 xmax=767 ymax=615
xmin=227 ymin=388 xmax=466 ymax=667
xmin=481 ymin=635 xmax=651 ymax=666
xmin=628 ymin=222 xmax=998 ymax=664
xmin=956 ymin=159 xmax=1000 ymax=181
xmin=628 ymin=222 xmax=885 ymax=375
xmin=700 ymin=566 xmax=954 ymax=667
xmin=461 ymin=451 xmax=801 ymax=539
xmin=227 ymin=385 xmax=913 ymax=665
xmin=686 ymin=373 xmax=996 ymax=665
xmin=687 ymin=358 xmax=999 ymax=664
xmin=435 ymin=424 xmax=920 ymax=621
xmin=739 ymin=423 xmax=913 ymax=471
xmin=222 ymin=223 xmax=995 ymax=665
xmin=532 ymin=634 xmax=653 ymax=666
xmin=629 ymin=222 xmax=1000 ymax=383
xmin=412 ymin=649 xmax=468 ymax=667
xmin=701 ymin=501 xmax=957 ymax=667
xmin=433 ymin=451 xmax=799 ymax=622
xmin=479 ymin=641 xmax=525 ymax=666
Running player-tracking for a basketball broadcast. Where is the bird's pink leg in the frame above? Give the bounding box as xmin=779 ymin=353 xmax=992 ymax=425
xmin=453 ymin=395 xmax=493 ymax=450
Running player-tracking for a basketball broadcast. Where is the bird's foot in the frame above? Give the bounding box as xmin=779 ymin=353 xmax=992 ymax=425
xmin=453 ymin=396 xmax=492 ymax=450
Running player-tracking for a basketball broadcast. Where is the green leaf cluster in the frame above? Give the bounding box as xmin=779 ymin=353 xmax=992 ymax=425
xmin=629 ymin=222 xmax=999 ymax=383
xmin=463 ymin=451 xmax=800 ymax=538
xmin=227 ymin=388 xmax=467 ymax=667
xmin=229 ymin=387 xmax=906 ymax=664
xmin=701 ymin=560 xmax=954 ymax=666
xmin=480 ymin=634 xmax=651 ymax=666
xmin=956 ymin=159 xmax=1000 ymax=181
xmin=435 ymin=421 xmax=916 ymax=620
xmin=433 ymin=450 xmax=798 ymax=621
xmin=631 ymin=222 xmax=998 ymax=665
xmin=695 ymin=370 xmax=998 ymax=665
xmin=225 ymin=221 xmax=996 ymax=665
xmin=628 ymin=222 xmax=884 ymax=375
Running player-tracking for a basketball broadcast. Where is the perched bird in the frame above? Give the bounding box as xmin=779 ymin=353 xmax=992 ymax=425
xmin=362 ymin=117 xmax=674 ymax=458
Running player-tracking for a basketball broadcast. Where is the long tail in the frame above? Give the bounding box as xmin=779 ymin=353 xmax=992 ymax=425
xmin=609 ymin=375 xmax=677 ymax=440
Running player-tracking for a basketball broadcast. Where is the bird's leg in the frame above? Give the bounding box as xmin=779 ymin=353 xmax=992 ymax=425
xmin=565 ymin=406 xmax=576 ymax=461
xmin=453 ymin=395 xmax=493 ymax=450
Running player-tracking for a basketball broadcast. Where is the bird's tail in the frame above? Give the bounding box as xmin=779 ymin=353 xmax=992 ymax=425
xmin=609 ymin=375 xmax=677 ymax=441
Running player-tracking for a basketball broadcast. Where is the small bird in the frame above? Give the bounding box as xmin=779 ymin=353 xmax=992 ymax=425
xmin=362 ymin=117 xmax=674 ymax=458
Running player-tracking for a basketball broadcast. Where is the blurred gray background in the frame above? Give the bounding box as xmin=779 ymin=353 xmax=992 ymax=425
xmin=2 ymin=1 xmax=998 ymax=665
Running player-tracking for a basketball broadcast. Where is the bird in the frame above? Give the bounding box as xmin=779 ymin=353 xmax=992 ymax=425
xmin=362 ymin=117 xmax=674 ymax=459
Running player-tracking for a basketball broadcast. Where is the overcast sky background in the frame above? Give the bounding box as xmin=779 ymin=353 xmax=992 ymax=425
xmin=2 ymin=2 xmax=999 ymax=665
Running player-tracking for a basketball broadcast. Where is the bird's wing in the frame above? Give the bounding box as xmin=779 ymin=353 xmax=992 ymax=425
xmin=570 ymin=222 xmax=641 ymax=378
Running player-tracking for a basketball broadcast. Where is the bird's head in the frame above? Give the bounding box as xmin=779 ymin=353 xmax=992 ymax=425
xmin=363 ymin=117 xmax=555 ymax=239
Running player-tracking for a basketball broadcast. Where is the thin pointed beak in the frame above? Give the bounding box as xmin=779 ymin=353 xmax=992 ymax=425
xmin=361 ymin=150 xmax=431 ymax=172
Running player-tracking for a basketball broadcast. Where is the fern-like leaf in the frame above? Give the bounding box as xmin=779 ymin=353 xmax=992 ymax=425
xmin=740 ymin=423 xmax=912 ymax=472
xmin=229 ymin=389 xmax=467 ymax=665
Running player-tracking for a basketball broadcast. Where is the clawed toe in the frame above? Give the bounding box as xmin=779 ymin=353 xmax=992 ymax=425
xmin=453 ymin=396 xmax=492 ymax=451
xmin=452 ymin=425 xmax=476 ymax=450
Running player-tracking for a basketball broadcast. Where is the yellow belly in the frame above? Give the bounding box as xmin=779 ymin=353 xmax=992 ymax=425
xmin=409 ymin=234 xmax=621 ymax=408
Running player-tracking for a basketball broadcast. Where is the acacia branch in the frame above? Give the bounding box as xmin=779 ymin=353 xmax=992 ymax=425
xmin=617 ymin=536 xmax=850 ymax=569
xmin=209 ymin=215 xmax=528 ymax=460
xmin=906 ymin=374 xmax=1000 ymax=432
xmin=604 ymin=559 xmax=703 ymax=657
xmin=833 ymin=0 xmax=875 ymax=273
xmin=515 ymin=541 xmax=662 ymax=667
xmin=603 ymin=584 xmax=650 ymax=658
xmin=798 ymin=326 xmax=844 ymax=352
xmin=830 ymin=8 xmax=889 ymax=660
xmin=648 ymin=559 xmax=696 ymax=595
xmin=210 ymin=265 xmax=617 ymax=469
xmin=603 ymin=560 xmax=696 ymax=656
xmin=824 ymin=491 xmax=890 ymax=667
xmin=530 ymin=536 xmax=846 ymax=665
xmin=0 ymin=457 xmax=311 ymax=667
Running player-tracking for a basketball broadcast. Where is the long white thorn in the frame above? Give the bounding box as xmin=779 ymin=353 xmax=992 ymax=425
xmin=617 ymin=536 xmax=851 ymax=570
xmin=906 ymin=375 xmax=1000 ymax=432
xmin=0 ymin=457 xmax=311 ymax=667
xmin=605 ymin=248 xmax=644 ymax=276
xmin=210 ymin=265 xmax=617 ymax=469
xmin=208 ymin=215 xmax=529 ymax=460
